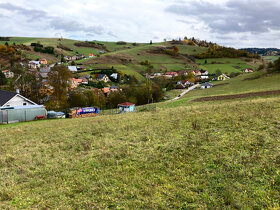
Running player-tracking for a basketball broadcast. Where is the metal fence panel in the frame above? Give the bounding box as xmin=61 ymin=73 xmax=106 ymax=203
xmin=25 ymin=108 xmax=46 ymax=121
xmin=7 ymin=109 xmax=25 ymax=123
xmin=0 ymin=108 xmax=46 ymax=124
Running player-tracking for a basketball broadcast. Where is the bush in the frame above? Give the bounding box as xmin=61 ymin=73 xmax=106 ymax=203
xmin=165 ymin=49 xmax=176 ymax=56
xmin=140 ymin=60 xmax=151 ymax=66
xmin=116 ymin=41 xmax=127 ymax=45
xmin=273 ymin=57 xmax=280 ymax=72
xmin=258 ymin=64 xmax=265 ymax=71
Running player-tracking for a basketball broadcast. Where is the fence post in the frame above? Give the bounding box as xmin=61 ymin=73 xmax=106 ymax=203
xmin=6 ymin=110 xmax=8 ymax=124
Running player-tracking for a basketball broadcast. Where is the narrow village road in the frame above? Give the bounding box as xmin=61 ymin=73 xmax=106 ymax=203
xmin=172 ymin=84 xmax=200 ymax=101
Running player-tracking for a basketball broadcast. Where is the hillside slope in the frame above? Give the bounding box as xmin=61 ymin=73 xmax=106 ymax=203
xmin=0 ymin=37 xmax=260 ymax=80
xmin=0 ymin=91 xmax=280 ymax=208
xmin=161 ymin=71 xmax=280 ymax=108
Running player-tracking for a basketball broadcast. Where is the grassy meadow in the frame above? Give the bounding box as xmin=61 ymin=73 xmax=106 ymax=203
xmin=0 ymin=93 xmax=280 ymax=208
xmin=197 ymin=58 xmax=258 ymax=74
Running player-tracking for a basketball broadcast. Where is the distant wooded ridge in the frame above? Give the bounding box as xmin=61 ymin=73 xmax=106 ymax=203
xmin=0 ymin=37 xmax=10 ymax=41
xmin=242 ymin=48 xmax=280 ymax=55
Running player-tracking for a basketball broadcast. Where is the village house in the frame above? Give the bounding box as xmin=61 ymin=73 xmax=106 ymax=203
xmin=2 ymin=70 xmax=14 ymax=78
xmin=0 ymin=90 xmax=37 ymax=108
xmin=109 ymin=85 xmax=119 ymax=92
xmin=78 ymin=77 xmax=89 ymax=85
xmin=201 ymin=70 xmax=209 ymax=79
xmin=76 ymin=66 xmax=87 ymax=71
xmin=39 ymin=59 xmax=48 ymax=65
xmin=71 ymin=78 xmax=83 ymax=88
xmin=200 ymin=70 xmax=209 ymax=76
xmin=201 ymin=75 xmax=209 ymax=80
xmin=150 ymin=73 xmax=163 ymax=78
xmin=64 ymin=56 xmax=75 ymax=62
xmin=192 ymin=70 xmax=202 ymax=76
xmin=97 ymin=74 xmax=110 ymax=83
xmin=110 ymin=73 xmax=118 ymax=80
xmin=39 ymin=67 xmax=51 ymax=73
xmin=28 ymin=61 xmax=41 ymax=69
xmin=148 ymin=73 xmax=163 ymax=79
xmin=201 ymin=82 xmax=214 ymax=89
xmin=178 ymin=70 xmax=189 ymax=76
xmin=68 ymin=66 xmax=78 ymax=73
xmin=103 ymin=87 xmax=110 ymax=96
xmin=217 ymin=74 xmax=230 ymax=81
xmin=74 ymin=54 xmax=85 ymax=60
xmin=243 ymin=68 xmax=254 ymax=73
xmin=88 ymin=53 xmax=95 ymax=58
xmin=176 ymin=80 xmax=194 ymax=89
xmin=165 ymin=72 xmax=178 ymax=78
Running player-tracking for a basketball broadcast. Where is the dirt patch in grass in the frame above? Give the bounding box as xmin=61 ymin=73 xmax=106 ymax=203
xmin=191 ymin=90 xmax=280 ymax=102
xmin=243 ymin=75 xmax=262 ymax=81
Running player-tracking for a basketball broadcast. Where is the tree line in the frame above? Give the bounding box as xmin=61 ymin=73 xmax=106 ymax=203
xmin=196 ymin=46 xmax=260 ymax=59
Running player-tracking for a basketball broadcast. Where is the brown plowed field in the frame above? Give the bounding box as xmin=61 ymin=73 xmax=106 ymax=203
xmin=191 ymin=90 xmax=280 ymax=102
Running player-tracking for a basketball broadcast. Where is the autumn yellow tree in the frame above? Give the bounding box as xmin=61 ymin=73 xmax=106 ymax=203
xmin=46 ymin=65 xmax=72 ymax=110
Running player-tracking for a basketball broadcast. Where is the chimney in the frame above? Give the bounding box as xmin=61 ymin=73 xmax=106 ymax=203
xmin=16 ymin=89 xmax=20 ymax=94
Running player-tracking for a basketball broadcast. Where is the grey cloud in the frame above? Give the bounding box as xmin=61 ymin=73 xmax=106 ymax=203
xmin=49 ymin=17 xmax=104 ymax=35
xmin=166 ymin=0 xmax=280 ymax=34
xmin=0 ymin=3 xmax=48 ymax=20
xmin=107 ymin=31 xmax=118 ymax=38
xmin=0 ymin=3 xmax=104 ymax=35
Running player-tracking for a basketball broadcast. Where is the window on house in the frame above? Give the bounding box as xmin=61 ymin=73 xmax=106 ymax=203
xmin=23 ymin=103 xmax=27 ymax=106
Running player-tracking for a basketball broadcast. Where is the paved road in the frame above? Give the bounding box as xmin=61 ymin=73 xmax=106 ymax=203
xmin=172 ymin=84 xmax=200 ymax=101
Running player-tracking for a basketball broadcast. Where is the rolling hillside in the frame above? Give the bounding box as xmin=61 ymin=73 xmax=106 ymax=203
xmin=0 ymin=37 xmax=261 ymax=81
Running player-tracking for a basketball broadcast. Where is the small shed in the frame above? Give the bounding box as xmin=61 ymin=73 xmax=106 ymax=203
xmin=118 ymin=102 xmax=135 ymax=113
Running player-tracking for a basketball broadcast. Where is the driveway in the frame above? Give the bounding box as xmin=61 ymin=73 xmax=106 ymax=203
xmin=172 ymin=84 xmax=200 ymax=101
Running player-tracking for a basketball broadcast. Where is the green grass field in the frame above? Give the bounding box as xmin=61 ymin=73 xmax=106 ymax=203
xmin=197 ymin=58 xmax=257 ymax=74
xmin=0 ymin=37 xmax=143 ymax=58
xmin=0 ymin=92 xmax=280 ymax=208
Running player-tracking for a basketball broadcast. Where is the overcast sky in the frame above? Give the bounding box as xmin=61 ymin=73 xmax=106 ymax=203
xmin=0 ymin=0 xmax=279 ymax=48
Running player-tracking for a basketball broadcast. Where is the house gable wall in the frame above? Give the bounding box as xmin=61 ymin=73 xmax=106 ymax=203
xmin=2 ymin=95 xmax=36 ymax=107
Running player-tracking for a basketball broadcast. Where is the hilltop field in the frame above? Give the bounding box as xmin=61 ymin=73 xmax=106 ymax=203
xmin=0 ymin=71 xmax=280 ymax=208
xmin=0 ymin=37 xmax=267 ymax=82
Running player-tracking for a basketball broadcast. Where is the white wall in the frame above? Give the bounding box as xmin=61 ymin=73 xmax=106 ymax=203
xmin=3 ymin=95 xmax=36 ymax=107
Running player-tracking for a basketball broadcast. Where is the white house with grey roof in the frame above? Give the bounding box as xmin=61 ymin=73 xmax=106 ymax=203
xmin=28 ymin=61 xmax=41 ymax=69
xmin=0 ymin=90 xmax=37 ymax=108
